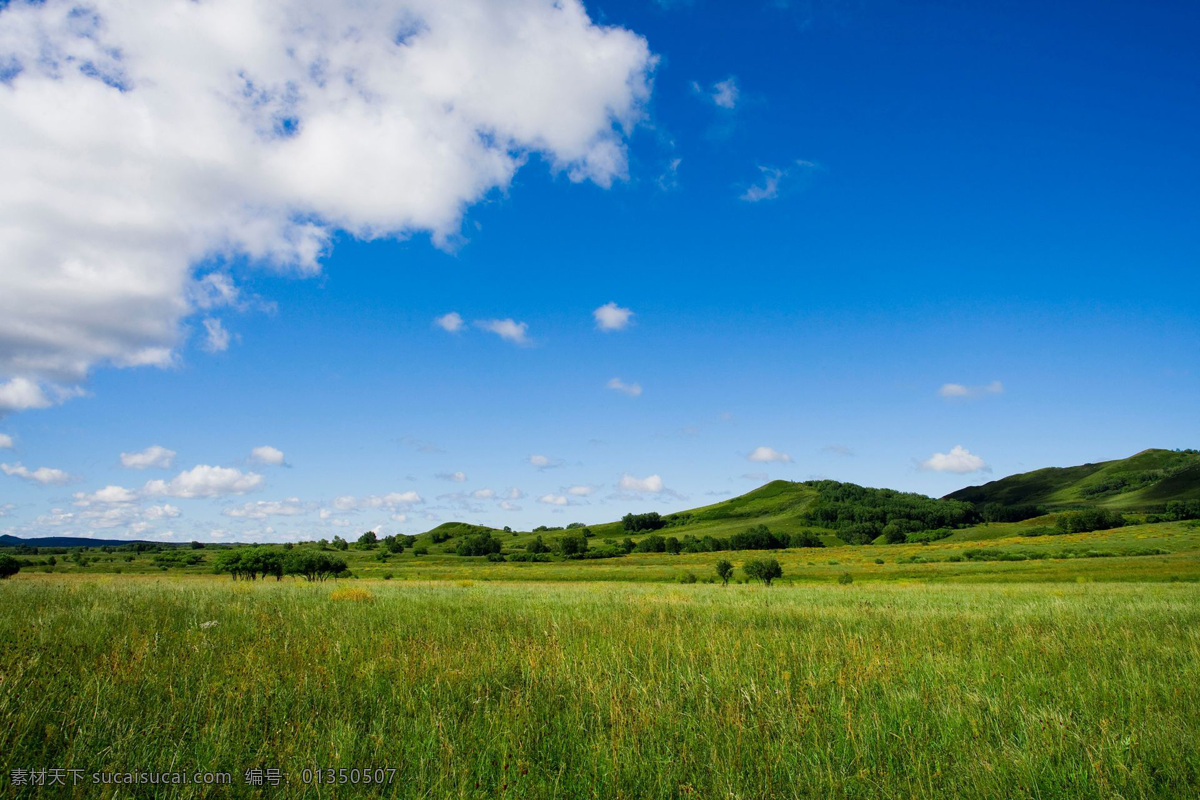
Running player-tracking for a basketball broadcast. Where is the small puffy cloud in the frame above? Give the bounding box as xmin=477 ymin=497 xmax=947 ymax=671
xmin=249 ymin=445 xmax=286 ymax=466
xmin=476 ymin=319 xmax=530 ymax=345
xmin=72 ymin=485 xmax=139 ymax=507
xmin=143 ymin=465 xmax=264 ymax=498
xmin=747 ymin=446 xmax=792 ymax=463
xmin=0 ymin=433 xmax=12 ymax=449
xmin=938 ymin=381 xmax=1005 ymax=399
xmin=202 ymin=318 xmax=232 ymax=353
xmin=120 ymin=445 xmax=176 ymax=470
xmin=619 ymin=473 xmax=665 ymax=493
xmin=0 ymin=377 xmax=83 ymax=414
xmin=471 ymin=488 xmax=495 ymax=499
xmin=567 ymin=485 xmax=595 ymax=496
xmin=607 ymin=377 xmax=643 ymax=397
xmin=593 ymin=302 xmax=634 ymax=332
xmin=505 ymin=487 xmax=525 ymax=500
xmin=435 ymin=312 xmax=465 ymax=333
xmin=539 ymin=494 xmax=569 ymax=506
xmin=528 ymin=454 xmax=562 ymax=470
xmin=223 ymin=498 xmax=309 ymax=519
xmin=920 ymin=445 xmax=989 ymax=474
xmin=437 ymin=471 xmax=468 ymax=482
xmin=692 ymin=77 xmax=740 ymax=109
xmin=1 ymin=462 xmax=72 ymax=485
xmin=499 ymin=500 xmax=521 ymax=511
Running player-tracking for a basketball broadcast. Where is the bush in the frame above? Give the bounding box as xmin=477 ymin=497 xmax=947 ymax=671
xmin=486 ymin=552 xmax=506 ymax=563
xmin=743 ymin=557 xmax=783 ymax=587
xmin=412 ymin=545 xmax=429 ymax=557
xmin=837 ymin=572 xmax=853 ymax=585
xmin=622 ymin=512 xmax=665 ymax=532
xmin=455 ymin=531 xmax=503 ymax=557
xmin=1055 ymin=509 xmax=1126 ymax=534
xmin=679 ymin=571 xmax=698 ymax=584
xmin=382 ymin=572 xmax=394 ymax=580
xmin=0 ymin=555 xmax=21 ymax=579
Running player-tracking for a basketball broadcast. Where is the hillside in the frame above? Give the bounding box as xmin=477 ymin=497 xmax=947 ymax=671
xmin=0 ymin=534 xmax=161 ymax=549
xmin=945 ymin=448 xmax=1200 ymax=510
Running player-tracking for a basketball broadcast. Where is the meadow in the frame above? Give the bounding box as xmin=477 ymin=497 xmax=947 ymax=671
xmin=2 ymin=575 xmax=1199 ymax=798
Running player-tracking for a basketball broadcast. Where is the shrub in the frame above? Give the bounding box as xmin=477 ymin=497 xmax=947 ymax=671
xmin=874 ymin=558 xmax=884 ymax=565
xmin=412 ymin=546 xmax=429 ymax=556
xmin=838 ymin=572 xmax=853 ymax=585
xmin=486 ymin=552 xmax=506 ymax=563
xmin=382 ymin=572 xmax=394 ymax=580
xmin=743 ymin=557 xmax=783 ymax=587
xmin=1055 ymin=509 xmax=1126 ymax=535
xmin=622 ymin=512 xmax=665 ymax=532
xmin=679 ymin=571 xmax=698 ymax=584
xmin=0 ymin=555 xmax=21 ymax=579
xmin=455 ymin=531 xmax=503 ymax=557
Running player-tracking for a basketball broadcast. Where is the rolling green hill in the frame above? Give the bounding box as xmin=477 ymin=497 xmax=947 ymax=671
xmin=945 ymin=448 xmax=1200 ymax=510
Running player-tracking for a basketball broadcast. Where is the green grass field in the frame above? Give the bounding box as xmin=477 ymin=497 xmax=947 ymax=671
xmin=2 ymin=575 xmax=1199 ymax=798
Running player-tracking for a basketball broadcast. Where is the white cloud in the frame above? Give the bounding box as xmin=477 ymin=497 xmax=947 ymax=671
xmin=593 ymin=302 xmax=634 ymax=331
xmin=143 ymin=504 xmax=180 ymax=521
xmin=939 ymin=381 xmax=1005 ymax=399
xmin=120 ymin=445 xmax=176 ymax=470
xmin=538 ymin=494 xmax=569 ymax=506
xmin=476 ymin=318 xmax=530 ymax=345
xmin=434 ymin=312 xmax=464 ymax=333
xmin=223 ymin=498 xmax=309 ymax=519
xmin=619 ymin=473 xmax=664 ymax=493
xmin=505 ymin=487 xmax=525 ymax=499
xmin=499 ymin=500 xmax=521 ymax=511
xmin=437 ymin=471 xmax=467 ymax=482
xmin=747 ymin=445 xmax=792 ymax=463
xmin=0 ymin=377 xmax=54 ymax=413
xmin=249 ymin=445 xmax=286 ymax=466
xmin=143 ymin=465 xmax=264 ymax=498
xmin=72 ymin=485 xmax=138 ymax=506
xmin=607 ymin=377 xmax=643 ymax=397
xmin=331 ymin=491 xmax=423 ymax=513
xmin=0 ymin=433 xmax=12 ymax=449
xmin=567 ymin=485 xmax=594 ymax=496
xmin=740 ymin=166 xmax=785 ymax=203
xmin=920 ymin=445 xmax=989 ymax=474
xmin=740 ymin=159 xmax=819 ymax=203
xmin=0 ymin=0 xmax=653 ymax=401
xmin=1 ymin=461 xmax=72 ymax=485
xmin=528 ymin=454 xmax=562 ymax=470
xmin=692 ymin=77 xmax=739 ymax=109
xmin=471 ymin=488 xmax=495 ymax=499
xmin=201 ymin=318 xmax=232 ymax=353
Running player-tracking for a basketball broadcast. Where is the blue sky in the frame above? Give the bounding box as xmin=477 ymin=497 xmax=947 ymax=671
xmin=0 ymin=0 xmax=1196 ymax=541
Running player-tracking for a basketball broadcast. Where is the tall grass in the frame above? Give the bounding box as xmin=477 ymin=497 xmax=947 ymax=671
xmin=2 ymin=577 xmax=1198 ymax=798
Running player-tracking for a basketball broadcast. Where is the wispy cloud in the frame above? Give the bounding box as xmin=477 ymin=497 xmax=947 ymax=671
xmin=939 ymin=381 xmax=1004 ymax=399
xmin=692 ymin=76 xmax=740 ymax=109
xmin=607 ymin=377 xmax=643 ymax=397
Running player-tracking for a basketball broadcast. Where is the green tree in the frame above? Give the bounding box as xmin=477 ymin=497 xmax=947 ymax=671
xmin=743 ymin=557 xmax=783 ymax=587
xmin=715 ymin=559 xmax=734 ymax=586
xmin=357 ymin=531 xmax=378 ymax=549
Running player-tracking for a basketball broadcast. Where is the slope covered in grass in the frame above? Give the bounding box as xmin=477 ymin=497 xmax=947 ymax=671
xmin=945 ymin=448 xmax=1200 ymax=510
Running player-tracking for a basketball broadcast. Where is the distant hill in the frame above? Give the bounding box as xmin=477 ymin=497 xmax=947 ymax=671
xmin=0 ymin=534 xmax=161 ymax=549
xmin=944 ymin=449 xmax=1200 ymax=510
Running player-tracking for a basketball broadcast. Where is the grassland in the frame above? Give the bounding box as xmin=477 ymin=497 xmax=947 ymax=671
xmin=2 ymin=576 xmax=1199 ymax=799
